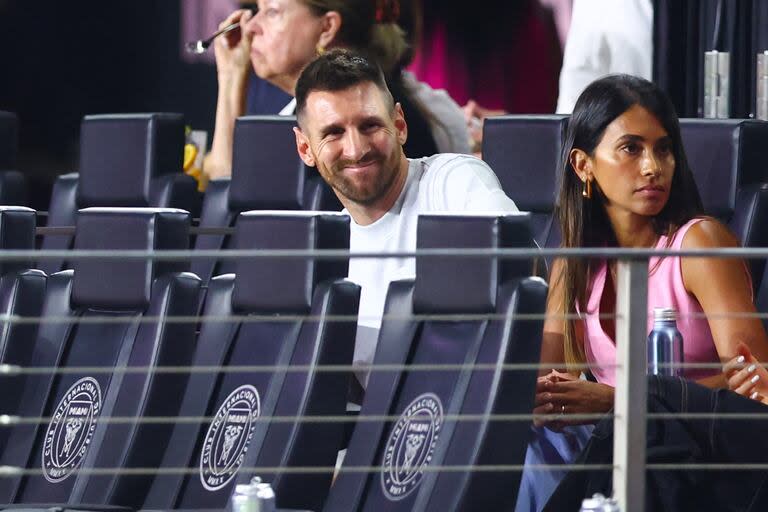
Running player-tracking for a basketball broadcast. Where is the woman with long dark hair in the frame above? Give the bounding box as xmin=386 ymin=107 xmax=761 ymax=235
xmin=515 ymin=74 xmax=768 ymax=512
xmin=535 ymin=74 xmax=768 ymax=427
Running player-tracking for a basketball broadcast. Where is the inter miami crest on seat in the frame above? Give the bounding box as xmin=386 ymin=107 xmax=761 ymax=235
xmin=0 ymin=207 xmax=201 ymax=506
xmin=324 ymin=213 xmax=547 ymax=512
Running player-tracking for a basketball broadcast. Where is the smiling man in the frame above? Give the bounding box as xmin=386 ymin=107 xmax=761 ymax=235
xmin=293 ymin=49 xmax=519 ymax=390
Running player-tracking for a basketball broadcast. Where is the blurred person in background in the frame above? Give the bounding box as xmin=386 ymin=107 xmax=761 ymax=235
xmin=555 ymin=0 xmax=653 ymax=114
xmin=409 ymin=0 xmax=563 ymax=155
xmin=459 ymin=0 xmax=653 ymax=154
xmin=203 ymin=0 xmax=469 ymax=179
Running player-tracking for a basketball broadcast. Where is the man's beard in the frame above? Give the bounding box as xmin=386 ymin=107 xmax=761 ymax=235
xmin=325 ymin=148 xmax=401 ymax=206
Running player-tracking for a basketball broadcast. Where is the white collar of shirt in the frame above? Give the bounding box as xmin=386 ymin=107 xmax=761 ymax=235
xmin=279 ymin=98 xmax=297 ymax=116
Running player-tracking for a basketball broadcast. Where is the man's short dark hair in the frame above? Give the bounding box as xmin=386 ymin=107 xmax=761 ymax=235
xmin=295 ymin=49 xmax=394 ymax=126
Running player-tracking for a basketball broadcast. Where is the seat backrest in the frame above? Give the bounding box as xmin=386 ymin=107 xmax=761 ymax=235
xmin=193 ymin=116 xmax=340 ymax=284
xmin=680 ymin=119 xmax=768 ymax=292
xmin=38 ymin=173 xmax=79 ymax=275
xmin=482 ymin=115 xmax=568 ymax=247
xmin=0 ymin=207 xmax=201 ymax=506
xmin=0 ymin=113 xmax=28 ymax=205
xmin=190 ymin=178 xmax=235 ymax=284
xmin=40 ymin=114 xmax=200 ymax=274
xmin=0 ymin=171 xmax=27 ymax=206
xmin=139 ymin=211 xmax=359 ymax=511
xmin=77 ymin=114 xmax=185 ymax=207
xmin=0 ymin=207 xmax=47 ymax=454
xmin=325 ymin=213 xmax=547 ymax=512
xmin=729 ymin=183 xmax=768 ymax=289
xmin=0 ymin=111 xmax=18 ymax=169
xmin=229 ymin=116 xmax=308 ymax=212
xmin=680 ymin=118 xmax=768 ymax=217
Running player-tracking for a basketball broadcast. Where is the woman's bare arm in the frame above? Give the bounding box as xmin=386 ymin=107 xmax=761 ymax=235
xmin=202 ymin=9 xmax=254 ymax=179
xmin=681 ymin=219 xmax=768 ymax=388
xmin=539 ymin=258 xmax=568 ymax=374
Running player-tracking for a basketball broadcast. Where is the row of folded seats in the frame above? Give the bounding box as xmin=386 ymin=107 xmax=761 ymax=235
xmin=18 ymin=111 xmax=768 ymax=282
xmin=0 ymin=205 xmax=544 ymax=511
xmin=0 ymin=111 xmax=339 ymax=279
xmin=4 ymin=108 xmax=768 ymax=295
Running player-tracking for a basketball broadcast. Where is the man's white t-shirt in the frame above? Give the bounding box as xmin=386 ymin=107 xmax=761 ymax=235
xmin=347 ymin=153 xmax=519 ymax=386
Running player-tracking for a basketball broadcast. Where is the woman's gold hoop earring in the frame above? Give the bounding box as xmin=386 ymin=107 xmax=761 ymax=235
xmin=582 ymin=178 xmax=592 ymax=199
xmin=316 ymin=44 xmax=325 ymax=56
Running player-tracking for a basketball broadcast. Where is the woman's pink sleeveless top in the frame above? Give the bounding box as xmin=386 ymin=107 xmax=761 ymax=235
xmin=583 ymin=218 xmax=726 ymax=386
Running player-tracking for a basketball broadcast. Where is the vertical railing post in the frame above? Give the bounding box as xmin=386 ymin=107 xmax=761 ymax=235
xmin=613 ymin=258 xmax=648 ymax=511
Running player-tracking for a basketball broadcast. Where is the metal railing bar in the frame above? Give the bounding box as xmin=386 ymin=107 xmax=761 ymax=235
xmin=0 ymin=464 xmax=615 ymax=477
xmin=0 ymin=412 xmax=610 ymax=426
xmin=11 ymin=246 xmax=768 ymax=261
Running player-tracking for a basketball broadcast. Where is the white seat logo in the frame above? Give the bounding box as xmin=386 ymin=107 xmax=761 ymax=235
xmin=42 ymin=377 xmax=102 ymax=483
xmin=200 ymin=384 xmax=260 ymax=491
xmin=381 ymin=392 xmax=443 ymax=501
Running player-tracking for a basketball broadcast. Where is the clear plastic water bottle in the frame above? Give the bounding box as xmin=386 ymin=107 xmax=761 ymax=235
xmin=647 ymin=307 xmax=684 ymax=377
xmin=580 ymin=493 xmax=620 ymax=511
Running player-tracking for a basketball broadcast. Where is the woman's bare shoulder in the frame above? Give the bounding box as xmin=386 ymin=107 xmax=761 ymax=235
xmin=681 ymin=217 xmax=739 ymax=250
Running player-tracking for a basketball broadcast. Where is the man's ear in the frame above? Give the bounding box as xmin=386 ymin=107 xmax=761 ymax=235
xmin=294 ymin=127 xmax=316 ymax=167
xmin=569 ymin=148 xmax=592 ymax=182
xmin=393 ymin=102 xmax=408 ymax=146
xmin=317 ymin=11 xmax=341 ymax=49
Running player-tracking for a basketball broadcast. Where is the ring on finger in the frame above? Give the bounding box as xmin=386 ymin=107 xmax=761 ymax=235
xmin=560 ymin=404 xmax=566 ymax=416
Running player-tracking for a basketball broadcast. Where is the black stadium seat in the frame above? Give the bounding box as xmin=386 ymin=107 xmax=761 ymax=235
xmin=38 ymin=173 xmax=78 ymax=273
xmin=39 ymin=114 xmax=201 ymax=275
xmin=137 ymin=211 xmax=359 ymax=512
xmin=0 ymin=171 xmax=28 ymax=207
xmin=482 ymin=115 xmax=568 ymax=248
xmin=679 ymin=118 xmax=768 ymax=289
xmin=324 ymin=213 xmax=547 ymax=512
xmin=0 ymin=207 xmax=46 ymax=454
xmin=679 ymin=119 xmax=768 ymax=209
xmin=191 ymin=116 xmax=341 ymax=285
xmin=0 ymin=208 xmax=201 ymax=506
xmin=0 ymin=112 xmax=29 ymax=206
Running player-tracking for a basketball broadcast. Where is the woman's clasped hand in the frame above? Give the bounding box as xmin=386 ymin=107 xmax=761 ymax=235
xmin=533 ymin=369 xmax=614 ymax=431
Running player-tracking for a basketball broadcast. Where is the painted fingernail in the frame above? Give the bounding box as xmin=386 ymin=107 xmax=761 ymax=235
xmin=737 ymin=356 xmax=746 ymax=364
xmin=751 ymin=391 xmax=759 ymax=400
xmin=751 ymin=375 xmax=761 ymax=384
xmin=748 ymin=364 xmax=757 ymax=373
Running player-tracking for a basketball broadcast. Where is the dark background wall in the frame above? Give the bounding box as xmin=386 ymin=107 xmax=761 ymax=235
xmin=0 ymin=0 xmax=218 ymax=209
